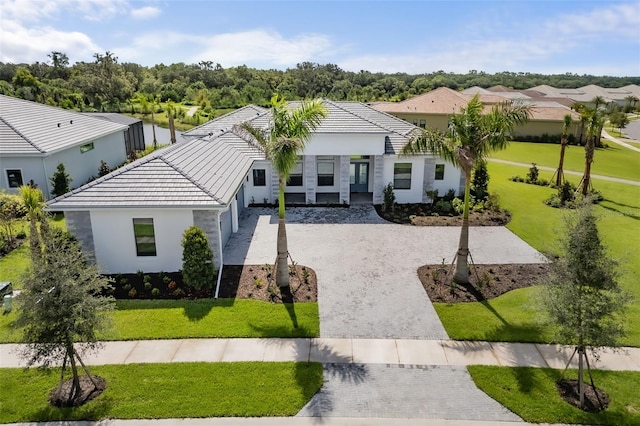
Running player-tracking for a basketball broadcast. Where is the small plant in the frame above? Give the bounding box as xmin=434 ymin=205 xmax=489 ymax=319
xmin=472 ymin=160 xmax=489 ymax=201
xmin=98 ymin=160 xmax=111 ymax=177
xmin=168 ymin=280 xmax=177 ymax=290
xmin=16 ymin=230 xmax=27 ymax=239
xmin=452 ymin=197 xmax=464 ymax=215
xmin=526 ymin=163 xmax=539 ymax=184
xmin=123 ymin=283 xmax=132 ymax=292
xmin=162 ymin=275 xmax=171 ymax=285
xmin=151 ymin=287 xmax=160 ymax=297
xmin=443 ymin=188 xmax=456 ymax=201
xmin=302 ymin=267 xmax=310 ymax=284
xmin=143 ymin=275 xmax=152 ymax=285
xmin=425 ymin=189 xmax=438 ymax=207
xmin=128 ymin=288 xmax=137 ymax=298
xmin=144 ymin=281 xmax=152 ymax=291
xmin=382 ymin=182 xmax=396 ymax=213
xmin=254 ymin=277 xmax=263 ymax=288
xmin=119 ymin=277 xmax=129 ymax=286
xmin=263 ymin=263 xmax=273 ymax=275
xmin=136 ymin=270 xmax=144 ymax=280
xmin=172 ymin=288 xmax=184 ymax=297
xmin=263 ymin=198 xmax=268 ymax=205
xmin=289 ymin=260 xmax=297 ymax=276
xmin=479 ymin=272 xmax=491 ymax=290
xmin=434 ymin=200 xmax=453 ymax=214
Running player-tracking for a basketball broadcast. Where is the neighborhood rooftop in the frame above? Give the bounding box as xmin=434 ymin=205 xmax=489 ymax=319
xmin=0 ymin=94 xmax=128 ymax=155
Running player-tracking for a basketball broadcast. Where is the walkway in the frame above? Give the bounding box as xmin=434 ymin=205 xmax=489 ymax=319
xmin=488 ymin=158 xmax=640 ymax=186
xmin=602 ymin=128 xmax=640 ymax=153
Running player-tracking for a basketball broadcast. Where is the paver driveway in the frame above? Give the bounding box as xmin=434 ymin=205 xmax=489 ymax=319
xmin=224 ymin=206 xmax=545 ymax=340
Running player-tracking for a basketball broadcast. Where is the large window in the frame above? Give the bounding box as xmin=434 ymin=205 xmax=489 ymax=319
xmin=393 ymin=163 xmax=412 ymax=189
xmin=288 ymin=162 xmax=303 ymax=186
xmin=419 ymin=119 xmax=426 ymax=128
xmin=133 ymin=218 xmax=157 ymax=256
xmin=6 ymin=169 xmax=23 ymax=188
xmin=317 ymin=159 xmax=334 ymax=186
xmin=252 ymin=169 xmax=266 ymax=186
xmin=435 ymin=164 xmax=445 ymax=180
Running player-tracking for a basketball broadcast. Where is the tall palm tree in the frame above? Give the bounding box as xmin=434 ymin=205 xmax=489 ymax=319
xmin=554 ymin=114 xmax=574 ymax=187
xmin=236 ymin=95 xmax=327 ymax=287
xmin=624 ymin=95 xmax=639 ymax=112
xmin=18 ymin=186 xmax=45 ymax=264
xmin=591 ymin=96 xmax=606 ymax=111
xmin=402 ymin=95 xmax=530 ymax=284
xmin=578 ymin=110 xmax=604 ymax=196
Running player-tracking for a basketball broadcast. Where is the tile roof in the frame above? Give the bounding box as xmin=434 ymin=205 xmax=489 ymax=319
xmin=81 ymin=112 xmax=142 ymax=126
xmin=48 ymin=129 xmax=265 ymax=209
xmin=0 ymin=95 xmax=128 ymax=155
xmin=182 ymin=105 xmax=268 ymax=138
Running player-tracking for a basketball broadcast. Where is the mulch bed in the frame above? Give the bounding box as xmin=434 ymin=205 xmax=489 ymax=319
xmin=374 ymin=204 xmax=511 ymax=226
xmin=108 ymin=264 xmax=317 ymax=303
xmin=556 ymin=379 xmax=610 ymax=412
xmin=418 ymin=263 xmax=550 ymax=303
xmin=49 ymin=375 xmax=106 ymax=407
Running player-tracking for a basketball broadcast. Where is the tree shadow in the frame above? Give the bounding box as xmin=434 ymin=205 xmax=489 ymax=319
xmin=280 ymin=286 xmax=298 ymax=329
xmin=599 ymin=203 xmax=640 ymax=221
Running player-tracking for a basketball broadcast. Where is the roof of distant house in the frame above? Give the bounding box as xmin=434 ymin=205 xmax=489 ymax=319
xmin=0 ymin=95 xmax=128 ymax=155
xmin=81 ymin=112 xmax=142 ymax=126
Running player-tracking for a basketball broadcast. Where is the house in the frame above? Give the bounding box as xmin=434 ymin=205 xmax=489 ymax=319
xmin=0 ymin=95 xmax=129 ymax=199
xmin=527 ymin=84 xmax=640 ymax=108
xmin=47 ymin=100 xmax=463 ymax=275
xmin=373 ymin=87 xmax=582 ymax=139
xmin=82 ymin=113 xmax=146 ymax=154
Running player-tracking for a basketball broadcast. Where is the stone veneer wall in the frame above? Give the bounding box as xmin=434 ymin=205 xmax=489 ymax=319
xmin=339 ymin=155 xmax=350 ymax=204
xmin=422 ymin=157 xmax=436 ymax=203
xmin=65 ymin=211 xmax=95 ymax=262
xmin=192 ymin=210 xmax=222 ymax=268
xmin=305 ymin=155 xmax=317 ymax=204
xmin=372 ymin=155 xmax=384 ymax=204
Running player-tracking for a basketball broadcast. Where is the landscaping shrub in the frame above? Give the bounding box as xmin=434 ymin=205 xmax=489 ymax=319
xmin=98 ymin=160 xmax=111 ymax=177
xmin=472 ymin=161 xmax=489 ymax=201
xmin=181 ymin=226 xmax=216 ymax=290
xmin=443 ymin=188 xmax=457 ymax=201
xmin=50 ymin=163 xmax=72 ymax=197
xmin=382 ymin=182 xmax=395 ymax=213
xmin=526 ymin=163 xmax=539 ymax=184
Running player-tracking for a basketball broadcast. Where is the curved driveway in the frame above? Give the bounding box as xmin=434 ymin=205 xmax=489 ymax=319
xmin=224 ymin=206 xmax=545 ymax=340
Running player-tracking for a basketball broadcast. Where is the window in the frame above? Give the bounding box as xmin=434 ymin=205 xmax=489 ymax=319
xmin=394 ymin=163 xmax=412 ymax=189
xmin=80 ymin=142 xmax=94 ymax=153
xmin=288 ymin=162 xmax=303 ymax=186
xmin=317 ymin=162 xmax=334 ymax=186
xmin=6 ymin=169 xmax=23 ymax=188
xmin=435 ymin=164 xmax=445 ymax=180
xmin=133 ymin=218 xmax=156 ymax=256
xmin=419 ymin=119 xmax=426 ymax=128
xmin=412 ymin=119 xmax=418 ymax=126
xmin=252 ymin=169 xmax=266 ymax=186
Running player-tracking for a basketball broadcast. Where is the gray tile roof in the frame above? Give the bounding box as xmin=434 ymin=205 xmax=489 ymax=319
xmin=182 ymin=105 xmax=268 ymax=138
xmin=48 ymin=129 xmax=265 ymax=209
xmin=81 ymin=112 xmax=142 ymax=126
xmin=0 ymin=95 xmax=128 ymax=155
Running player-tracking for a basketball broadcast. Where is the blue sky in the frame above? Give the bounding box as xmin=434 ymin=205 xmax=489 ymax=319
xmin=1 ymin=0 xmax=639 ymax=76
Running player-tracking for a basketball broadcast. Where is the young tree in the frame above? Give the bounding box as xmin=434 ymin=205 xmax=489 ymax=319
xmin=577 ymin=110 xmax=604 ymax=196
xmin=402 ymin=95 xmax=530 ymax=283
xmin=16 ymin=225 xmax=114 ymax=406
xmin=609 ymin=111 xmax=629 ymax=136
xmin=50 ymin=163 xmax=72 ymax=197
xmin=181 ymin=226 xmax=215 ymax=290
xmin=471 ymin=160 xmax=489 ymax=201
xmin=18 ymin=185 xmax=44 ymax=263
xmin=235 ymin=95 xmax=327 ymax=288
xmin=0 ymin=191 xmax=26 ymax=243
xmin=542 ymin=203 xmax=629 ymax=409
xmin=553 ymin=114 xmax=574 ymax=187
xmin=98 ymin=160 xmax=111 ymax=177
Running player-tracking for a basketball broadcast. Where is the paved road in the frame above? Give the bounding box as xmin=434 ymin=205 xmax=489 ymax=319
xmin=620 ymin=119 xmax=640 ymax=143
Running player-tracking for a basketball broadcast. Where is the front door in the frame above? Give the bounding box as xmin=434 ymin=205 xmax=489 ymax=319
xmin=350 ymin=162 xmax=369 ymax=192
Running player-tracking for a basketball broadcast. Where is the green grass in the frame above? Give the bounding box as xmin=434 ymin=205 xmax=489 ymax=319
xmin=0 ymin=214 xmax=66 ymax=287
xmin=0 ymin=362 xmax=322 ymax=423
xmin=469 ymin=366 xmax=640 ymax=425
xmin=434 ymin=163 xmax=640 ymax=346
xmin=0 ymin=299 xmax=319 ymax=342
xmin=490 ymin=141 xmax=640 ymax=181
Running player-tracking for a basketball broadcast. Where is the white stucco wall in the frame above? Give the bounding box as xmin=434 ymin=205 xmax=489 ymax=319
xmin=47 ymin=131 xmax=126 ymax=194
xmin=0 ymin=156 xmax=47 ymax=194
xmin=432 ymin=159 xmax=462 ymax=196
xmin=90 ymin=208 xmax=193 ymax=274
xmin=383 ymin=156 xmax=461 ymax=203
xmin=303 ymin=133 xmax=385 ymax=156
xmin=245 ymin=161 xmax=273 ymax=204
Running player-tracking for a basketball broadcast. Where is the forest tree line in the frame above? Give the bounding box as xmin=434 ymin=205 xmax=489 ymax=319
xmin=1 ymin=51 xmax=639 ymax=113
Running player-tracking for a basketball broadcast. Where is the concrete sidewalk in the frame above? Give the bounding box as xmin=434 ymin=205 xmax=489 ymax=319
xmin=3 ymin=338 xmax=639 ymax=370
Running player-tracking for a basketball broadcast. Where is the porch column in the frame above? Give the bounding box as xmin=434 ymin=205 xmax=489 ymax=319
xmin=193 ymin=210 xmax=222 ymax=268
xmin=422 ymin=157 xmax=436 ymax=203
xmin=339 ymin=155 xmax=350 ymax=204
xmin=372 ymin=155 xmax=384 ymax=204
xmin=305 ymin=155 xmax=316 ymax=204
xmin=270 ymin=165 xmax=279 ymax=204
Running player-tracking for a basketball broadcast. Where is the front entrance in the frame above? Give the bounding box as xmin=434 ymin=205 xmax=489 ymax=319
xmin=350 ymin=162 xmax=369 ymax=192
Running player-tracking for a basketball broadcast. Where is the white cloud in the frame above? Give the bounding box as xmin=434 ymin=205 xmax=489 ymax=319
xmin=131 ymin=6 xmax=161 ymax=20
xmin=0 ymin=0 xmax=131 ymax=23
xmin=0 ymin=18 xmax=101 ymax=64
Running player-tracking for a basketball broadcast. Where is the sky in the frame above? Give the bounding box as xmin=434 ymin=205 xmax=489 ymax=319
xmin=1 ymin=0 xmax=639 ymax=76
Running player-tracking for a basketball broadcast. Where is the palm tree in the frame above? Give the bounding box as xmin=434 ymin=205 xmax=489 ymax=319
xmin=624 ymin=95 xmax=639 ymax=112
xmin=591 ymin=96 xmax=606 ymax=111
xmin=402 ymin=95 xmax=530 ymax=284
xmin=235 ymin=95 xmax=327 ymax=287
xmin=578 ymin=110 xmax=604 ymax=196
xmin=18 ymin=186 xmax=45 ymax=264
xmin=553 ymin=114 xmax=574 ymax=187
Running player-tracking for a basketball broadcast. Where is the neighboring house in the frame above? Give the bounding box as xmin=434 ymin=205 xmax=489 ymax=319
xmin=527 ymin=84 xmax=640 ymax=108
xmin=372 ymin=87 xmax=581 ymax=139
xmin=82 ymin=113 xmax=146 ymax=154
xmin=0 ymin=95 xmax=128 ymax=199
xmin=48 ymin=100 xmax=462 ymax=275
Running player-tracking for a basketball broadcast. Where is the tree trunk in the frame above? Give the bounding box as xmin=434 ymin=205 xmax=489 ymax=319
xmin=556 ymin=137 xmax=567 ymax=187
xmin=66 ymin=342 xmax=80 ymax=403
xmin=578 ymin=345 xmax=585 ymax=409
xmin=151 ymin=111 xmax=158 ymax=149
xmin=581 ymin=136 xmax=594 ymax=196
xmin=169 ymin=114 xmax=177 ymax=144
xmin=453 ymin=171 xmax=471 ymax=284
xmin=28 ymin=216 xmax=40 ymax=265
xmin=276 ymin=177 xmax=290 ymax=288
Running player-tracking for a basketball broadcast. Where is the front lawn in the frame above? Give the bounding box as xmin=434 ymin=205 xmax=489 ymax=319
xmin=0 ymin=362 xmax=322 ymax=423
xmin=491 ymin=141 xmax=640 ymax=181
xmin=0 ymin=299 xmax=319 ymax=342
xmin=434 ymin=163 xmax=640 ymax=346
xmin=469 ymin=366 xmax=640 ymax=425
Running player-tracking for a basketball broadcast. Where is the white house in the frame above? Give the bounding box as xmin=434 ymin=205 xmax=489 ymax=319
xmin=47 ymin=100 xmax=462 ymax=275
xmin=0 ymin=95 xmax=128 ymax=199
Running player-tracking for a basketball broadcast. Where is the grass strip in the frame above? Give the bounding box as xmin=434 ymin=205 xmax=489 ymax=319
xmin=468 ymin=365 xmax=640 ymax=425
xmin=0 ymin=362 xmax=322 ymax=423
xmin=0 ymin=299 xmax=319 ymax=342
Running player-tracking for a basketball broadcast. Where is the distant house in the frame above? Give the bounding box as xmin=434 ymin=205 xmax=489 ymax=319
xmin=372 ymin=87 xmax=581 ymax=139
xmin=527 ymin=84 xmax=640 ymax=108
xmin=0 ymin=95 xmax=128 ymax=199
xmin=82 ymin=113 xmax=146 ymax=154
xmin=48 ymin=100 xmax=463 ymax=274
